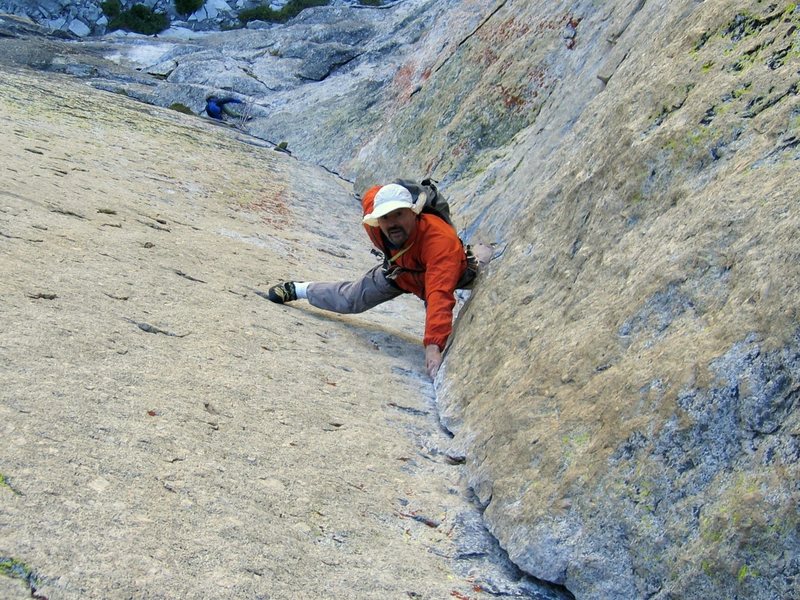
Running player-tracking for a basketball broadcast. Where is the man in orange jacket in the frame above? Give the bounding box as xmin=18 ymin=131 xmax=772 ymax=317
xmin=267 ymin=183 xmax=491 ymax=378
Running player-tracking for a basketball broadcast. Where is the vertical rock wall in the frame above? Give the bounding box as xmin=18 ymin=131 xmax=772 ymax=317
xmin=352 ymin=0 xmax=800 ymax=598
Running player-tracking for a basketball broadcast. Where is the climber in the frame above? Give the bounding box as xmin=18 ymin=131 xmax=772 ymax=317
xmin=205 ymin=96 xmax=244 ymax=121
xmin=265 ymin=182 xmax=493 ymax=379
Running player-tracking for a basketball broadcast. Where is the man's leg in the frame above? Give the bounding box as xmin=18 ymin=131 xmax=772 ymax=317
xmin=267 ymin=264 xmax=404 ymax=313
xmin=306 ymin=264 xmax=404 ymax=313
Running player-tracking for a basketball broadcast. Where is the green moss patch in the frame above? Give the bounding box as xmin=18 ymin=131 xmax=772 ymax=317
xmin=169 ymin=103 xmax=194 ymax=115
xmin=0 ymin=472 xmax=21 ymax=495
xmin=0 ymin=557 xmax=41 ymax=593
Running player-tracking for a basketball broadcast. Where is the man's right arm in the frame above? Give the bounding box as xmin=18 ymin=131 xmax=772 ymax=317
xmin=420 ymin=225 xmax=465 ymax=353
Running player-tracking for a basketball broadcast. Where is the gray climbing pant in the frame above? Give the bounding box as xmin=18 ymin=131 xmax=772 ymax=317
xmin=307 ymin=264 xmax=404 ymax=314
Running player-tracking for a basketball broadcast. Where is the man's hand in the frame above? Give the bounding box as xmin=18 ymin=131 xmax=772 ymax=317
xmin=425 ymin=344 xmax=443 ymax=379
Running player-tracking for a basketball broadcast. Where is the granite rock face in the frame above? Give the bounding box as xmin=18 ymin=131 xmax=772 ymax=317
xmin=399 ymin=1 xmax=799 ymax=599
xmin=0 ymin=57 xmax=572 ymax=600
xmin=89 ymin=0 xmax=475 ymax=176
xmin=1 ymin=0 xmax=799 ymax=599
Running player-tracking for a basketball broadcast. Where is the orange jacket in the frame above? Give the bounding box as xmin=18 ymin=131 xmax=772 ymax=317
xmin=362 ymin=186 xmax=466 ymax=350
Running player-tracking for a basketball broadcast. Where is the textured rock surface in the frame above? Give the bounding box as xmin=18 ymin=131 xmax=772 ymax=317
xmin=86 ymin=0 xmax=478 ymax=176
xmin=418 ymin=2 xmax=800 ymax=600
xmin=2 ymin=0 xmax=800 ymax=598
xmin=0 ymin=63 xmax=571 ymax=599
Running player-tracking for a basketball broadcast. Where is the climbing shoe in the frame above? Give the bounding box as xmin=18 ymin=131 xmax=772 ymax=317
xmin=267 ymin=282 xmax=297 ymax=304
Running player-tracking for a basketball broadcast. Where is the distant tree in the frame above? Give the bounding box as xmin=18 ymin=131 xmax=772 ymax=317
xmin=105 ymin=3 xmax=170 ymax=35
xmin=238 ymin=0 xmax=330 ymax=24
xmin=175 ymin=0 xmax=204 ymax=16
xmin=100 ymin=0 xmax=121 ymax=18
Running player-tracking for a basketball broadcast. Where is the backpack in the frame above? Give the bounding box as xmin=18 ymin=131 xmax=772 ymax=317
xmin=394 ymin=178 xmax=456 ymax=230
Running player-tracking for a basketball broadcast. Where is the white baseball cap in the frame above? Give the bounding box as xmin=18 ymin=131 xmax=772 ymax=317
xmin=362 ymin=184 xmax=424 ymax=226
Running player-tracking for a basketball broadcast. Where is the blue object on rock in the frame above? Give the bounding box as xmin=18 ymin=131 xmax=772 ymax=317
xmin=205 ymin=96 xmax=244 ymax=120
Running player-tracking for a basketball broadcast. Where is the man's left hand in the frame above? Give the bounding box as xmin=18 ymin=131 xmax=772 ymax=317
xmin=425 ymin=344 xmax=443 ymax=379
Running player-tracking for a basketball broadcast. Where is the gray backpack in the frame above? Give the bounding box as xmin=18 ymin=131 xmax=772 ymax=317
xmin=394 ymin=178 xmax=455 ymax=230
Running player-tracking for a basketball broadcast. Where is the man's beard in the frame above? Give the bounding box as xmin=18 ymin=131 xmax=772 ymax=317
xmin=387 ymin=226 xmax=407 ymax=245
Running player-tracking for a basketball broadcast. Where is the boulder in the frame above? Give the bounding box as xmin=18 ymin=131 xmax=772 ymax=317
xmin=67 ymin=17 xmax=90 ymax=37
